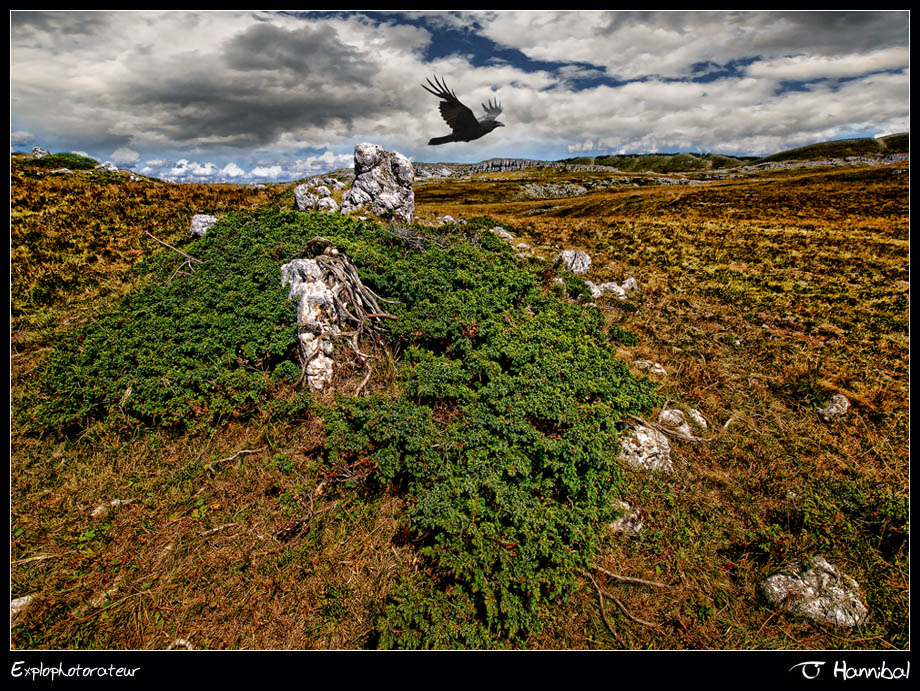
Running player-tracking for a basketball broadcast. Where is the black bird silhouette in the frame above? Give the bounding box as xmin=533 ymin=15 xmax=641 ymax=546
xmin=421 ymin=76 xmax=504 ymax=145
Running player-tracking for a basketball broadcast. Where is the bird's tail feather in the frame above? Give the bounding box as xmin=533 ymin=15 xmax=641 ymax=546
xmin=428 ymin=134 xmax=454 ymax=145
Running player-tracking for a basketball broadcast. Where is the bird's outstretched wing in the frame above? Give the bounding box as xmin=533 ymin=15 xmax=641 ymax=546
xmin=480 ymin=97 xmax=503 ymax=123
xmin=421 ymin=76 xmax=481 ymax=134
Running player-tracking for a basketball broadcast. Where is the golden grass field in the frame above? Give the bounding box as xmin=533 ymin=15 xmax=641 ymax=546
xmin=11 ymin=155 xmax=909 ymax=649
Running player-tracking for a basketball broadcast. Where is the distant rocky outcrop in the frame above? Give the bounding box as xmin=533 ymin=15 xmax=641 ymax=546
xmin=468 ymin=158 xmax=562 ymax=174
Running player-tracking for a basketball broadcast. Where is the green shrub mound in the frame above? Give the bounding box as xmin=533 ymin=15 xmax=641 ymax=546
xmin=28 ymin=152 xmax=100 ymax=170
xmin=33 ymin=210 xmax=657 ymax=646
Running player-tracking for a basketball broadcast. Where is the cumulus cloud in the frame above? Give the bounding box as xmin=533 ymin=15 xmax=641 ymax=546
xmin=10 ymin=130 xmax=34 ymax=146
xmin=9 ymin=10 xmax=909 ymax=166
xmin=290 ymin=150 xmax=355 ymax=176
xmin=168 ymin=159 xmax=220 ymax=178
xmin=250 ymin=165 xmax=284 ymax=179
xmin=110 ymin=146 xmax=140 ymax=164
xmin=220 ymin=162 xmax=246 ymax=178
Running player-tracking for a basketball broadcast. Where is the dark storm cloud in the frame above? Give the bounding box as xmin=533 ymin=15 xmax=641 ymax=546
xmin=11 ymin=10 xmax=109 ymax=34
xmin=224 ymin=22 xmax=376 ymax=84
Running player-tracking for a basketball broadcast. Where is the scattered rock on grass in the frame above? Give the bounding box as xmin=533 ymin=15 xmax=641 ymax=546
xmin=11 ymin=594 xmax=35 ymax=623
xmin=657 ymin=407 xmax=708 ymax=441
xmin=634 ymin=359 xmax=667 ymax=377
xmin=609 ymin=500 xmax=644 ymax=537
xmin=618 ymin=423 xmax=672 ymax=473
xmin=557 ymin=249 xmax=591 ymax=274
xmin=190 ymin=214 xmax=218 ymax=238
xmin=817 ymin=394 xmax=850 ymax=422
xmin=760 ymin=556 xmax=868 ymax=627
xmin=490 ymin=227 xmax=514 ymax=243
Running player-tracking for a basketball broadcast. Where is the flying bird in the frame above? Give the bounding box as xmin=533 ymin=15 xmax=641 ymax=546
xmin=421 ymin=76 xmax=504 ymax=145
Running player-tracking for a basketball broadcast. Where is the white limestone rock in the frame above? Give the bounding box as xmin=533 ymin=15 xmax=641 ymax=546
xmin=760 ymin=556 xmax=868 ymax=627
xmin=340 ymin=142 xmax=414 ymax=223
xmin=557 ymin=249 xmax=592 ymax=274
xmin=190 ymin=214 xmax=218 ymax=238
xmin=619 ymin=424 xmax=672 ymax=473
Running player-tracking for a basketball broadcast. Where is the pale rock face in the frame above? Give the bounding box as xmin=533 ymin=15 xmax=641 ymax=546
xmin=281 ymin=258 xmax=343 ymax=390
xmin=619 ymin=424 xmax=672 ymax=473
xmin=190 ymin=214 xmax=219 ymax=238
xmin=316 ymin=197 xmax=339 ymax=213
xmin=760 ymin=556 xmax=868 ymax=627
xmin=557 ymin=249 xmax=592 ymax=274
xmin=293 ymin=185 xmax=320 ymax=211
xmin=340 ymin=143 xmax=414 ymax=223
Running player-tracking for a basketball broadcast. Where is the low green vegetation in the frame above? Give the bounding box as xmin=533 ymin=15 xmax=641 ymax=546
xmin=27 ymin=209 xmax=657 ymax=647
xmin=23 ymin=152 xmax=100 ymax=170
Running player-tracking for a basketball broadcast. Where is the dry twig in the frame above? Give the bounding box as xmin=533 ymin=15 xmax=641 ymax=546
xmin=206 ymin=447 xmax=267 ymax=473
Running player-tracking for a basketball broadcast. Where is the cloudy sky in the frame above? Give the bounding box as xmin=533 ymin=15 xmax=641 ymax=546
xmin=10 ymin=10 xmax=910 ymax=183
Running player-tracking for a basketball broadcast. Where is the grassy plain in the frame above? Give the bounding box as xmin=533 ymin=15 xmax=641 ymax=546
xmin=10 ymin=154 xmax=909 ymax=650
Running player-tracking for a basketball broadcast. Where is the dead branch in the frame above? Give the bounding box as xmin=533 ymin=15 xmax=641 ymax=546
xmin=144 ymin=230 xmax=202 ymax=263
xmin=583 ymin=570 xmax=625 ymax=645
xmin=592 ymin=565 xmax=669 ymax=588
xmin=600 ymin=587 xmax=663 ymax=630
xmin=206 ymin=446 xmax=267 ymax=473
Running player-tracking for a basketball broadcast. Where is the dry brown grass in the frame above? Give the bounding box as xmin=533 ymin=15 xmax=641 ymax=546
xmin=416 ymin=162 xmax=909 ymax=650
xmin=11 ymin=159 xmax=908 ymax=650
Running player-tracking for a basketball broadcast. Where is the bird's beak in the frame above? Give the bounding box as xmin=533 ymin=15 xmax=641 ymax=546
xmin=497 ymin=122 xmax=505 ymax=127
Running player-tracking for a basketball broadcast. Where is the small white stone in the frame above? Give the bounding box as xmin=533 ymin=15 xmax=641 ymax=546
xmin=619 ymin=424 xmax=672 ymax=473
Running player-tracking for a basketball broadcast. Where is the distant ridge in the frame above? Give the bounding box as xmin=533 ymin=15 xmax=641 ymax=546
xmin=758 ymin=132 xmax=908 ymax=163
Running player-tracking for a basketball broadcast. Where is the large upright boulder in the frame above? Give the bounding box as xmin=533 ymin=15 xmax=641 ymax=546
xmin=340 ymin=143 xmax=414 ymax=223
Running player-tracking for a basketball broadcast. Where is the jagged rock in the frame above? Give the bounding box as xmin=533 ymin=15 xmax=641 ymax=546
xmin=293 ymin=185 xmax=320 ymax=211
xmin=817 ymin=394 xmax=850 ymax=422
xmin=619 ymin=423 xmax=672 ymax=473
xmin=634 ymin=359 xmax=667 ymax=377
xmin=340 ymin=143 xmax=414 ymax=223
xmin=760 ymin=556 xmax=868 ymax=627
xmin=281 ymin=257 xmax=341 ymax=390
xmin=49 ymin=168 xmax=73 ymax=175
xmin=609 ymin=500 xmax=644 ymax=537
xmin=280 ymin=245 xmax=391 ymax=391
xmin=190 ymin=214 xmax=218 ymax=238
xmin=491 ymin=227 xmax=514 ymax=243
xmin=586 ymin=276 xmax=638 ymax=301
xmin=557 ymin=249 xmax=591 ymax=274
xmin=31 ymin=146 xmax=50 ymax=158
xmin=94 ymin=161 xmax=119 ymax=172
